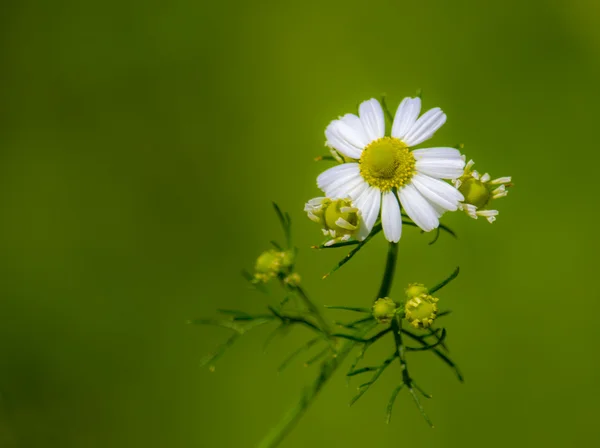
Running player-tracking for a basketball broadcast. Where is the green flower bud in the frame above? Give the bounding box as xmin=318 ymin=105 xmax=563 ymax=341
xmin=253 ymin=250 xmax=294 ymax=283
xmin=405 ymin=294 xmax=439 ymax=329
xmin=405 ymin=283 xmax=428 ymax=299
xmin=372 ymin=297 xmax=398 ymax=324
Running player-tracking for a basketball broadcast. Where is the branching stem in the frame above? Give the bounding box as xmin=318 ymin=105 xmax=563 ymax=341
xmin=257 ymin=240 xmax=400 ymax=447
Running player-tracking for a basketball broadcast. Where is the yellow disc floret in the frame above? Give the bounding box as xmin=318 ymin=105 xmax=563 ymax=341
xmin=359 ymin=137 xmax=416 ymax=191
xmin=458 ymin=177 xmax=491 ymax=209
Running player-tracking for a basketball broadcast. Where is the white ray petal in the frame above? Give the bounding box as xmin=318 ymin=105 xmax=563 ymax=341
xmin=354 ymin=186 xmax=381 ymax=237
xmin=391 ymin=97 xmax=421 ymax=139
xmin=415 ymin=158 xmax=465 ymax=179
xmin=403 ymin=108 xmax=446 ymax=147
xmin=412 ymin=147 xmax=463 ymax=160
xmin=328 ymin=173 xmax=365 ymax=199
xmin=358 ymin=99 xmax=385 ymax=141
xmin=398 ymin=184 xmax=439 ymax=232
xmin=317 ymin=163 xmax=360 ymax=195
xmin=325 ymin=116 xmax=369 ymax=159
xmin=381 ymin=191 xmax=402 ymax=243
xmin=411 ymin=174 xmax=464 ymax=212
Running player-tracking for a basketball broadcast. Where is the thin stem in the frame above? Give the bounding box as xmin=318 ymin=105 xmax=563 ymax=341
xmin=377 ymin=242 xmax=398 ymax=299
xmin=258 ymin=321 xmax=377 ymax=448
xmin=294 ymin=285 xmax=332 ymax=336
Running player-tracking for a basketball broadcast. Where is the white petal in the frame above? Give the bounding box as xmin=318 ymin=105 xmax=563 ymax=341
xmin=490 ymin=176 xmax=512 ymax=185
xmin=354 ymin=186 xmax=381 ymax=236
xmin=398 ymin=184 xmax=439 ymax=232
xmin=412 ymin=147 xmax=463 ymax=160
xmin=403 ymin=108 xmax=447 ymax=147
xmin=358 ymin=99 xmax=385 ymax=141
xmin=328 ymin=173 xmax=364 ymax=199
xmin=317 ymin=163 xmax=360 ymax=195
xmin=345 ymin=178 xmax=369 ymax=200
xmin=381 ymin=191 xmax=402 ymax=243
xmin=325 ymin=116 xmax=369 ymax=159
xmin=391 ymin=97 xmax=421 ymax=139
xmin=415 ymin=157 xmax=465 ymax=179
xmin=411 ymin=174 xmax=464 ymax=212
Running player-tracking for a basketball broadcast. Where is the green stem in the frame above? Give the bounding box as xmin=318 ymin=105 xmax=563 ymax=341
xmin=257 ymin=241 xmax=400 ymax=447
xmin=257 ymin=321 xmax=377 ymax=448
xmin=295 ymin=285 xmax=332 ymax=336
xmin=377 ymin=242 xmax=398 ymax=299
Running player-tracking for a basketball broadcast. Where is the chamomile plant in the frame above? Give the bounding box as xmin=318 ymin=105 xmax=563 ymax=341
xmin=192 ymin=91 xmax=512 ymax=448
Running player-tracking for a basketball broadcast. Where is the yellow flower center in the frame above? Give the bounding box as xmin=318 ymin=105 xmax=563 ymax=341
xmin=458 ymin=178 xmax=491 ymax=209
xmin=359 ymin=137 xmax=416 ymax=191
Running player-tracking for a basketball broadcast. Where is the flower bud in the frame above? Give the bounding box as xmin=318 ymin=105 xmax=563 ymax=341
xmin=405 ymin=283 xmax=428 ymax=299
xmin=253 ymin=250 xmax=294 ymax=283
xmin=372 ymin=297 xmax=398 ymax=324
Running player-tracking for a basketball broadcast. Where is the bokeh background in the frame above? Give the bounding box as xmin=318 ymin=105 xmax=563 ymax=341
xmin=1 ymin=0 xmax=600 ymax=446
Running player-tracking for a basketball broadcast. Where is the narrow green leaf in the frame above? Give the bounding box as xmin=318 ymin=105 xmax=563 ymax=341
xmin=272 ymin=202 xmax=292 ymax=249
xmin=335 ymin=316 xmax=375 ymax=329
xmin=304 ymin=347 xmax=330 ymax=366
xmin=349 ymin=353 xmax=397 ymax=406
xmin=325 ymin=305 xmax=371 ymax=313
xmin=278 ymin=337 xmax=321 ymax=373
xmin=401 ymin=329 xmax=464 ymax=382
xmin=428 ymin=227 xmax=441 ymax=245
xmin=402 ymin=218 xmax=457 ymax=240
xmin=408 ymin=387 xmax=434 ymax=428
xmin=386 ymin=385 xmax=404 ymax=424
xmin=413 ymin=382 xmax=432 ymax=399
xmin=429 ymin=266 xmax=460 ymax=294
xmin=346 ymin=366 xmax=378 ymax=377
xmin=438 ymin=222 xmax=457 ymax=239
xmin=313 ymin=240 xmax=360 ymax=250
xmin=314 ymin=154 xmax=336 ymax=161
xmin=406 ymin=328 xmax=447 ymax=351
xmin=187 ymin=318 xmax=244 ymax=333
xmin=262 ymin=324 xmax=290 ymax=353
xmin=199 ymin=333 xmax=240 ymax=369
xmin=323 ymin=223 xmax=382 ymax=278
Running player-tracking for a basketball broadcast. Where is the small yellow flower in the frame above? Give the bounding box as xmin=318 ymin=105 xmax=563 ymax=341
xmin=405 ymin=294 xmax=439 ymax=329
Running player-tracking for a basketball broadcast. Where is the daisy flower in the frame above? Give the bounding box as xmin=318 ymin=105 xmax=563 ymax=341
xmin=454 ymin=159 xmax=512 ymax=223
xmin=316 ymin=97 xmax=465 ymax=243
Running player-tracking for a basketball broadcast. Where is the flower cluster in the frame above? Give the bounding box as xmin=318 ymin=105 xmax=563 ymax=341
xmin=306 ymin=96 xmax=512 ymax=242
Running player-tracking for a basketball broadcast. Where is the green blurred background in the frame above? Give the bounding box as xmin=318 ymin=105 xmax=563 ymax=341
xmin=1 ymin=0 xmax=599 ymax=446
